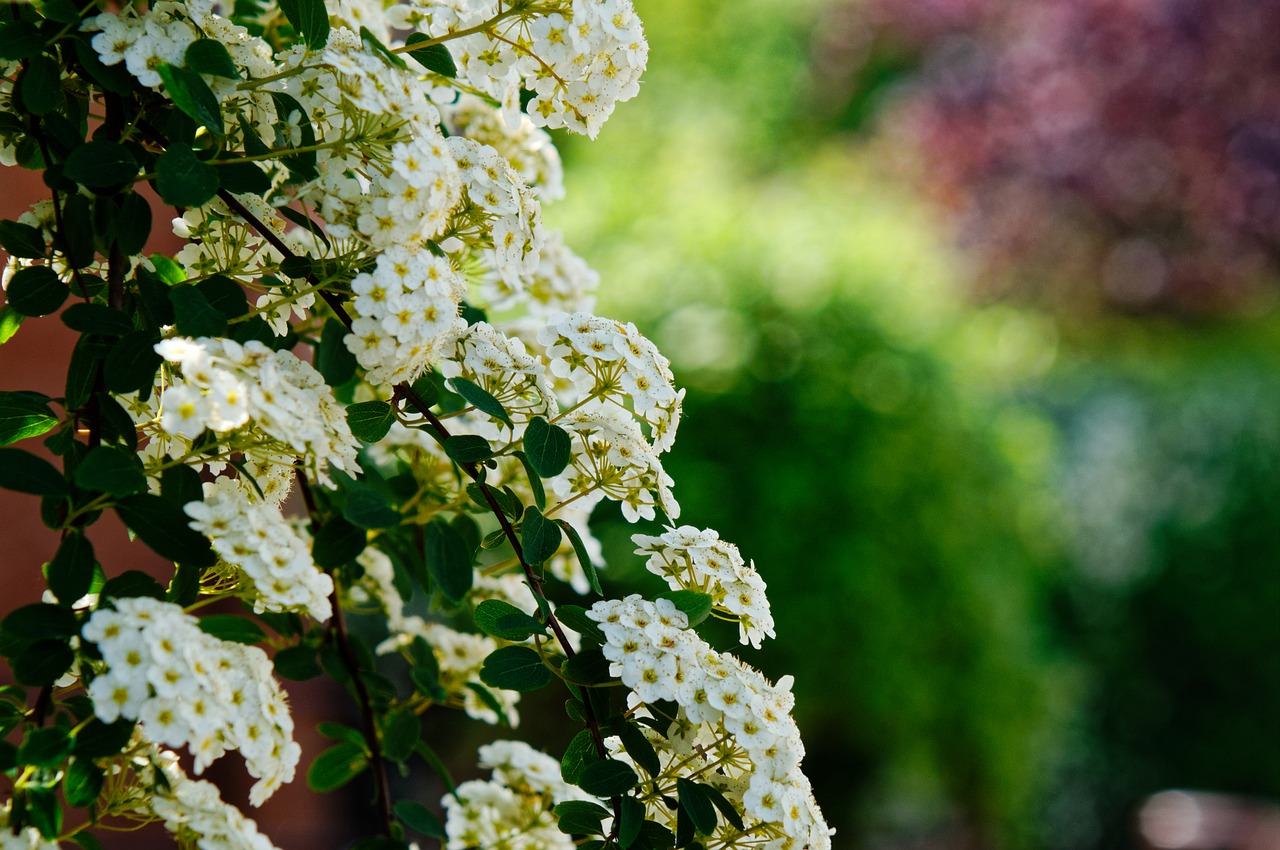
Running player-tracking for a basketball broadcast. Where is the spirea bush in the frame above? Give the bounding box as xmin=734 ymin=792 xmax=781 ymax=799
xmin=0 ymin=1 xmax=834 ymax=848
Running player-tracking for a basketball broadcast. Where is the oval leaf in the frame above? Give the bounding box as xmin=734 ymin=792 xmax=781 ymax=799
xmin=520 ymin=505 xmax=561 ymax=566
xmin=523 ymin=416 xmax=571 ymax=478
xmin=6 ymin=265 xmax=68 ymax=317
xmin=345 ymin=400 xmax=395 ymax=442
xmin=0 ymin=391 xmax=58 ymax=446
xmin=479 ymin=645 xmax=552 ymax=692
xmin=578 ymin=758 xmax=638 ymax=797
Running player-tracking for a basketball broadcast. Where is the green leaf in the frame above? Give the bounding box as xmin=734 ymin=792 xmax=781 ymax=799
xmin=618 ymin=795 xmax=645 ymax=849
xmin=100 ymin=570 xmax=165 ymax=600
xmin=104 ymin=331 xmax=163 ymax=395
xmin=115 ymin=493 xmax=217 ymax=566
xmin=11 ymin=639 xmax=73 ymax=686
xmin=564 ymin=698 xmax=585 ymax=723
xmin=185 ymin=38 xmax=240 ymax=78
xmin=161 ymin=463 xmax=203 ymax=507
xmin=0 ymin=306 xmax=25 ymax=345
xmin=523 ymin=416 xmax=571 ymax=477
xmin=677 ymin=779 xmax=718 ymax=835
xmin=316 ymin=318 xmax=356 ymax=386
xmin=520 ymin=505 xmax=561 ymax=566
xmin=307 ymin=742 xmax=367 ymax=792
xmin=61 ymin=303 xmax=133 ymax=336
xmin=556 ymin=519 xmax=603 ymax=595
xmin=65 ymin=334 xmax=112 ymax=409
xmin=359 ymin=26 xmax=407 ymax=70
xmin=702 ymin=784 xmax=745 ymax=831
xmin=449 ymin=377 xmax=513 ymax=429
xmin=63 ymin=141 xmax=139 ymax=189
xmin=443 ymin=434 xmax=493 ymax=464
xmin=341 ymin=480 xmax=401 ymax=529
xmin=47 ymin=531 xmax=94 ymax=605
xmin=404 ymin=34 xmax=457 ymax=78
xmin=553 ymin=799 xmax=609 ymax=836
xmin=156 ymin=145 xmax=220 ymax=208
xmin=19 ymin=55 xmax=61 ymax=116
xmin=74 ymin=445 xmax=147 ymax=496
xmin=116 ymin=193 xmax=153 ymax=256
xmin=579 ymin=758 xmax=639 ymax=797
xmin=168 ymin=284 xmax=227 ymax=337
xmin=408 ymin=372 xmax=440 ymax=408
xmin=198 ymin=614 xmax=266 ymax=645
xmin=156 ymin=63 xmax=223 ymax=135
xmin=561 ymin=648 xmax=611 ymax=686
xmin=379 ymin=708 xmax=419 ymax=762
xmin=0 ymin=21 xmax=45 ymax=61
xmin=0 ymin=447 xmax=66 ymax=496
xmin=559 ymin=728 xmax=597 ymax=785
xmin=277 ymin=0 xmax=330 ymax=50
xmin=312 ymin=516 xmax=365 ymax=568
xmin=70 ymin=833 xmax=104 ymax=850
xmin=60 ymin=194 xmax=94 ymax=269
xmin=274 ymin=644 xmax=321 ymax=680
xmin=2 ymin=603 xmax=78 ymax=645
xmin=479 ymin=645 xmax=552 ymax=692
xmin=167 ymin=560 xmax=202 ymax=606
xmin=346 ymin=400 xmax=395 ymax=442
xmin=656 ymin=590 xmax=713 ymax=628
xmin=216 ymin=160 xmax=271 ymax=194
xmin=474 ymin=599 xmax=545 ymax=641
xmin=196 ymin=274 xmax=249 ymax=320
xmin=72 ymin=718 xmax=136 ymax=760
xmin=423 ymin=519 xmax=472 ymax=602
xmin=554 ymin=604 xmax=606 ymax=644
xmin=0 ymin=391 xmax=58 ymax=446
xmin=25 ymin=787 xmax=62 ymax=840
xmin=63 ymin=758 xmax=105 ymax=808
xmin=6 ymin=265 xmax=68 ymax=317
xmin=0 ymin=220 xmax=46 ymax=258
xmin=317 ymin=722 xmax=367 ymax=748
xmin=394 ymin=800 xmax=444 ymax=838
xmin=514 ymin=450 xmax=546 ymax=510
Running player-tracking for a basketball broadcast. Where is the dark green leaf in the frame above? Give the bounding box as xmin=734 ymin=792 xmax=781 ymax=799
xmin=0 ymin=220 xmax=46 ymax=258
xmin=557 ymin=519 xmax=603 ymax=595
xmin=618 ymin=795 xmax=646 ymax=849
xmin=317 ymin=722 xmax=366 ymax=748
xmin=523 ymin=416 xmax=571 ymax=477
xmin=404 ymin=34 xmax=457 ymax=78
xmin=634 ymin=819 xmax=676 ymax=850
xmin=479 ymin=645 xmax=551 ymax=692
xmin=394 ymin=800 xmax=444 ymax=838
xmin=156 ymin=63 xmax=223 ymax=135
xmin=559 ymin=728 xmax=598 ymax=785
xmin=168 ymin=284 xmax=227 ymax=337
xmin=41 ymin=0 xmax=80 ymax=25
xmin=65 ymin=334 xmax=112 ymax=409
xmin=0 ymin=391 xmax=58 ymax=446
xmin=316 ymin=318 xmax=356 ymax=386
xmin=156 ymin=145 xmax=220 ymax=208
xmin=0 ymin=21 xmax=45 ymax=61
xmin=579 ymin=758 xmax=639 ymax=797
xmin=561 ymin=648 xmax=611 ymax=686
xmin=160 ymin=463 xmax=203 ymax=507
xmin=196 ymin=274 xmax=249 ymax=320
xmin=520 ymin=505 xmax=561 ymax=566
xmin=104 ymin=330 xmax=163 ymax=395
xmin=0 ymin=447 xmax=67 ymax=495
xmin=346 ymin=400 xmax=395 ymax=442
xmin=19 ymin=55 xmax=61 ymax=116
xmin=312 ymin=516 xmax=366 ymax=568
xmin=277 ymin=0 xmax=330 ymax=50
xmin=307 ymin=742 xmax=367 ymax=792
xmin=702 ymin=785 xmax=745 ymax=831
xmin=198 ymin=614 xmax=266 ymax=645
xmin=61 ymin=303 xmax=133 ymax=336
xmin=423 ymin=519 xmax=472 ymax=602
xmin=70 ymin=833 xmax=104 ymax=850
xmin=554 ymin=604 xmax=606 ymax=644
xmin=63 ymin=141 xmax=139 ymax=189
xmin=451 ymin=512 xmax=480 ymax=557
xmin=48 ymin=531 xmax=94 ymax=605
xmin=565 ymin=698 xmax=585 ymax=722
xmin=656 ymin=590 xmax=713 ymax=628
xmin=11 ymin=639 xmax=73 ymax=686
xmin=100 ymin=570 xmax=165 ymax=600
xmin=407 ymin=372 xmax=440 ymax=408
xmin=115 ymin=493 xmax=217 ymax=566
xmin=185 ymin=38 xmax=240 ymax=78
xmin=449 ymin=377 xmax=513 ymax=429
xmin=554 ymin=799 xmax=610 ymax=836
xmin=72 ymin=718 xmax=136 ymax=760
xmin=2 ymin=603 xmax=78 ymax=644
xmin=514 ymin=450 xmax=546 ymax=510
xmin=677 ymin=779 xmax=718 ymax=836
xmin=63 ymin=759 xmax=104 ymax=808
xmin=60 ymin=194 xmax=94 ymax=269
xmin=74 ymin=445 xmax=147 ymax=496
xmin=215 ymin=160 xmax=271 ymax=194
xmin=341 ymin=480 xmax=401 ymax=529
xmin=116 ymin=192 xmax=153 ymax=255
xmin=6 ymin=265 xmax=68 ymax=317
xmin=274 ymin=645 xmax=321 ymax=680
xmin=167 ymin=560 xmax=202 ymax=607
xmin=379 ymin=708 xmax=419 ymax=762
xmin=358 ymin=25 xmax=407 ymax=69
xmin=25 ymin=787 xmax=62 ymax=839
xmin=443 ymin=434 xmax=493 ymax=464
xmin=474 ymin=599 xmax=545 ymax=641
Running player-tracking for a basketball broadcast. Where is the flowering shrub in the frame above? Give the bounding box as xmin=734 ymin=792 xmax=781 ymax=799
xmin=0 ymin=0 xmax=833 ymax=848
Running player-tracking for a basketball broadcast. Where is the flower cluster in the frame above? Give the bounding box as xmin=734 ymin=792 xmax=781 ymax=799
xmin=588 ymin=596 xmax=832 ymax=849
xmin=153 ymin=337 xmax=359 ymax=486
xmin=82 ymin=598 xmax=300 ymax=805
xmin=438 ymin=322 xmax=557 ymax=440
xmin=632 ymin=526 xmax=775 ymax=648
xmin=145 ymin=747 xmax=284 ymax=850
xmin=185 ymin=477 xmax=334 ymax=621
xmin=443 ymin=740 xmax=592 ymax=850
xmin=553 ymin=406 xmax=679 ymax=523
